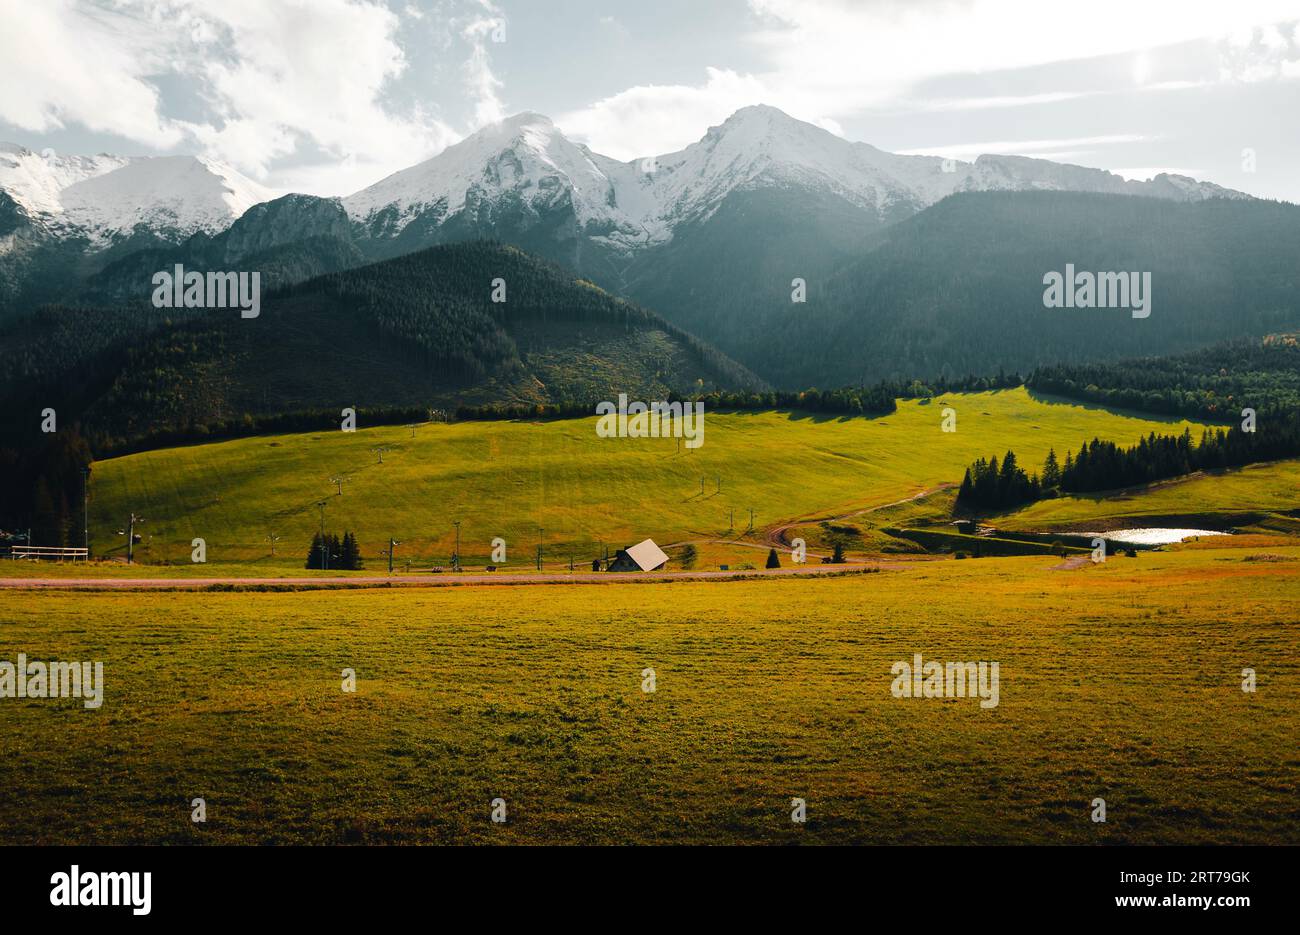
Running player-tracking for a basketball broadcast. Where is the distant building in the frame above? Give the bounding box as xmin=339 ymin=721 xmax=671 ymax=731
xmin=607 ymin=538 xmax=669 ymax=572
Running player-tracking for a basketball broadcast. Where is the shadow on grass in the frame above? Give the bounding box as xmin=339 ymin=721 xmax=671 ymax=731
xmin=1024 ymin=388 xmax=1220 ymax=426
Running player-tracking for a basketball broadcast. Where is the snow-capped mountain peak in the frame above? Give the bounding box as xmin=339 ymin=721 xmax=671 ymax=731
xmin=342 ymin=110 xmax=630 ymax=239
xmin=2 ymin=105 xmax=1251 ymax=257
xmin=0 ymin=144 xmax=130 ymax=218
xmin=342 ymin=104 xmax=1251 ymax=258
xmin=0 ymin=144 xmax=273 ymax=243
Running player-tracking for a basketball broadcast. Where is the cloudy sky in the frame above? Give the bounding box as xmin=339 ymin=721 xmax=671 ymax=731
xmin=2 ymin=0 xmax=1298 ymax=201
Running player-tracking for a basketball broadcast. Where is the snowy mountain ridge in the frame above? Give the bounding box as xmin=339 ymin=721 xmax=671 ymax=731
xmin=341 ymin=104 xmax=1251 ymax=254
xmin=1 ymin=104 xmax=1249 ymax=254
xmin=0 ymin=143 xmax=273 ymax=243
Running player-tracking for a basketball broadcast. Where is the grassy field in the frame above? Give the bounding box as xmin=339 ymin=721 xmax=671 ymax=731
xmin=87 ymin=388 xmax=1210 ymax=568
xmin=998 ymin=460 xmax=1300 ymax=533
xmin=1 ymin=547 xmax=1295 ymax=845
xmin=11 ymin=390 xmax=1295 ymax=845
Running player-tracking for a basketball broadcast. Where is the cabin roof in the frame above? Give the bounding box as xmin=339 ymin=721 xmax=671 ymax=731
xmin=624 ymin=538 xmax=669 ymax=571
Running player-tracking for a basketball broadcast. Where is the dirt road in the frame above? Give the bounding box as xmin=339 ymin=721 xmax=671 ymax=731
xmin=0 ymin=563 xmax=890 ymax=590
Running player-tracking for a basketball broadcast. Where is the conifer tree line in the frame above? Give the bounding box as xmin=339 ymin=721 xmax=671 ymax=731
xmin=956 ymin=410 xmax=1300 ymax=512
xmin=457 ymin=371 xmax=1023 ymax=421
xmin=954 ymin=451 xmax=1043 ymax=511
xmin=1027 ymin=338 xmax=1300 ymax=421
xmin=305 ymin=531 xmax=363 ymax=570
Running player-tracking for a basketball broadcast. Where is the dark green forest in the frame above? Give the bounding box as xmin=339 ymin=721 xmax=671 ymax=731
xmin=4 ymin=225 xmax=1298 ymax=546
xmin=0 ymin=242 xmax=762 ymax=539
xmin=957 ymin=415 xmax=1300 ymax=513
xmin=1027 ymin=336 xmax=1300 ymax=419
xmin=648 ymin=191 xmax=1300 ymax=387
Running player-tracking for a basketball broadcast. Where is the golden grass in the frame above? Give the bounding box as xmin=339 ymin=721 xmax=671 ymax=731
xmin=1 ymin=547 xmax=1295 ymax=844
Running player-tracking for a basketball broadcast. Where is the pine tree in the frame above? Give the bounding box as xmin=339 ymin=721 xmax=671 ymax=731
xmin=306 ymin=532 xmax=324 ymax=569
xmin=31 ymin=479 xmax=58 ymax=547
xmin=956 ymin=467 xmax=974 ymax=507
xmin=1042 ymin=448 xmax=1061 ymax=488
xmin=340 ymin=531 xmax=363 ymax=570
xmin=325 ymin=533 xmax=342 ymax=568
xmin=766 ymin=548 xmax=781 ymax=569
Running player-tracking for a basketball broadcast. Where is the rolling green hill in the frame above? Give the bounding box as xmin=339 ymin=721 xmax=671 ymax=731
xmin=87 ymin=386 xmax=1227 ymax=567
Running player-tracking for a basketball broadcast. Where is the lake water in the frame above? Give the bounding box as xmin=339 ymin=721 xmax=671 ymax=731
xmin=1080 ymin=528 xmax=1229 ymax=545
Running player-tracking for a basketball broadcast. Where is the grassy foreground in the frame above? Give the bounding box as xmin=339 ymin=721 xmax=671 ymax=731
xmin=1 ymin=548 xmax=1296 ymax=845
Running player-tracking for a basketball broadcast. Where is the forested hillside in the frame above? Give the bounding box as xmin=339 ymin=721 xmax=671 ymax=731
xmin=1028 ymin=335 xmax=1300 ymax=419
xmin=0 ymin=241 xmax=763 ymax=538
xmin=655 ymin=191 xmax=1300 ymax=387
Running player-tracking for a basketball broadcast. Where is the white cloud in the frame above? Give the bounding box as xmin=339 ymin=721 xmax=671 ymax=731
xmin=462 ymin=0 xmax=507 ymax=128
xmin=747 ymin=0 xmax=1299 ymax=98
xmin=902 ymin=91 xmax=1102 ymax=113
xmin=559 ymin=0 xmax=1300 ymax=161
xmin=175 ymin=0 xmax=461 ymax=185
xmin=0 ymin=0 xmax=469 ymax=195
xmin=0 ymin=0 xmax=183 ymax=145
xmin=557 ymin=67 xmax=772 ymax=160
xmin=899 ymin=134 xmax=1154 ymax=162
xmin=1216 ymin=20 xmax=1300 ymax=82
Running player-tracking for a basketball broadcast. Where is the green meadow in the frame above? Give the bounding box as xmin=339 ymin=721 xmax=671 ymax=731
xmin=87 ymin=388 xmax=1209 ymax=568
xmin=998 ymin=459 xmax=1300 ymax=533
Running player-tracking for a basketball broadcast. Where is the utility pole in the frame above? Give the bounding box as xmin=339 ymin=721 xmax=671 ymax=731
xmin=316 ymin=500 xmax=328 ymax=570
xmin=536 ymin=527 xmax=543 ymax=571
xmin=452 ymin=520 xmax=461 ymax=571
xmin=699 ymin=476 xmax=705 ymax=496
xmin=716 ymin=474 xmax=721 ymax=494
xmin=747 ymin=508 xmax=755 ymax=534
xmin=728 ymin=508 xmax=734 ymax=532
xmin=386 ymin=537 xmax=400 ymax=575
xmin=121 ymin=513 xmax=142 ymax=563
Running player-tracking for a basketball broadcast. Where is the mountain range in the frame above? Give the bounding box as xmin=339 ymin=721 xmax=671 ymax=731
xmin=2 ymin=105 xmax=1244 ymax=253
xmin=3 ymin=103 xmax=1297 ymax=397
